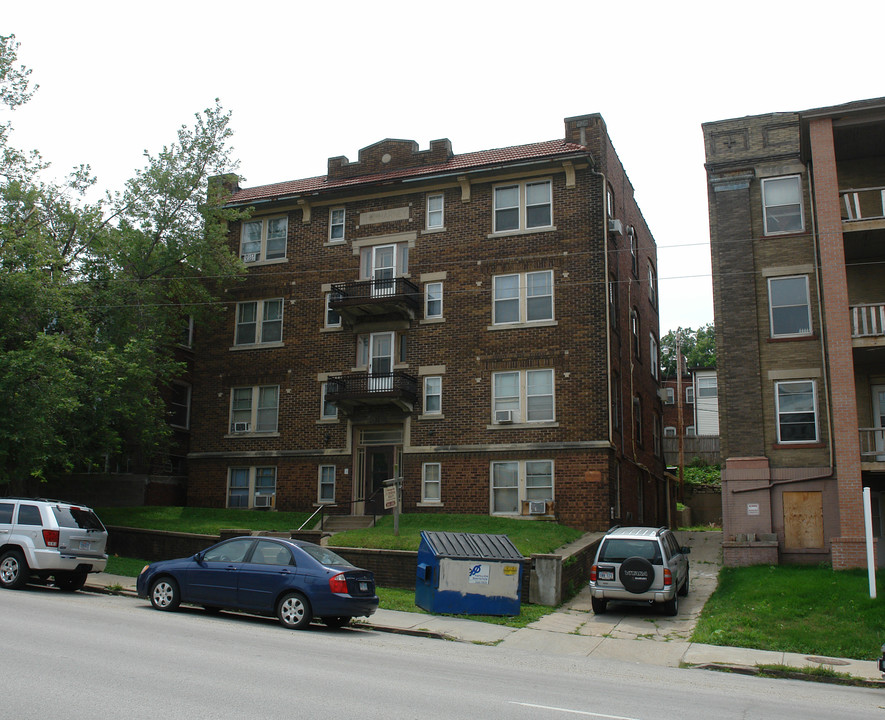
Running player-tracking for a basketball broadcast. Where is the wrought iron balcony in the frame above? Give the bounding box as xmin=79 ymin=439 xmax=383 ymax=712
xmin=329 ymin=278 xmax=421 ymax=326
xmin=850 ymin=303 xmax=885 ymax=339
xmin=324 ymin=371 xmax=417 ymax=414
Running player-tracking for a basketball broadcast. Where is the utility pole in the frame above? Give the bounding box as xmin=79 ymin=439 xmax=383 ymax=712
xmin=676 ymin=331 xmax=685 ymax=503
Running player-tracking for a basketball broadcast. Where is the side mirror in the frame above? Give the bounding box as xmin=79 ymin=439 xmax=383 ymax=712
xmin=681 ymin=547 xmax=691 ymax=555
xmin=193 ymin=552 xmax=204 ymax=563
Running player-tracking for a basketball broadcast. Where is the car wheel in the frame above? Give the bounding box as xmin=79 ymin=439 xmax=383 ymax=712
xmin=55 ymin=572 xmax=88 ymax=592
xmin=618 ymin=556 xmax=655 ymax=594
xmin=662 ymin=592 xmax=679 ymax=616
xmin=591 ymin=597 xmax=607 ymax=614
xmin=0 ymin=550 xmax=28 ymax=590
xmin=149 ymin=577 xmax=181 ymax=611
xmin=323 ymin=616 xmax=352 ymax=629
xmin=277 ymin=592 xmax=312 ymax=630
xmin=678 ymin=572 xmax=690 ymax=597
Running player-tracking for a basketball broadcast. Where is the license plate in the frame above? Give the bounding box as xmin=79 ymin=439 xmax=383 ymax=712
xmin=359 ymin=582 xmax=368 ymax=592
xmin=79 ymin=541 xmax=92 ymax=551
xmin=598 ymin=569 xmax=614 ymax=581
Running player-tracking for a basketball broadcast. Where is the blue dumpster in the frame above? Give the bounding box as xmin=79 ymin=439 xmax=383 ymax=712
xmin=415 ymin=531 xmax=524 ymax=616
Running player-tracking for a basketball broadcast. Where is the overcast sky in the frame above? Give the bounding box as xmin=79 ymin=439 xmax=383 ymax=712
xmin=5 ymin=1 xmax=883 ymax=333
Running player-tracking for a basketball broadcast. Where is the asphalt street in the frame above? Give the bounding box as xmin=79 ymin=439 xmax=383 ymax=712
xmin=2 ymin=585 xmax=883 ymax=720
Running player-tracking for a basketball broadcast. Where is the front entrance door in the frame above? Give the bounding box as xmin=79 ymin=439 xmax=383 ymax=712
xmin=873 ymin=385 xmax=885 ymax=461
xmin=365 ymin=446 xmax=395 ymax=516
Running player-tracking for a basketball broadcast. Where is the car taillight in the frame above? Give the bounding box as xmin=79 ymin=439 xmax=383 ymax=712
xmin=590 ymin=564 xmax=597 ymax=583
xmin=43 ymin=529 xmax=60 ymax=548
xmin=329 ymin=573 xmax=349 ymax=594
xmin=663 ymin=568 xmax=672 ymax=586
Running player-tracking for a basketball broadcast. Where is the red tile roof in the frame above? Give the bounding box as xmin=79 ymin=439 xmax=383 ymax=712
xmin=225 ymin=139 xmax=588 ymax=205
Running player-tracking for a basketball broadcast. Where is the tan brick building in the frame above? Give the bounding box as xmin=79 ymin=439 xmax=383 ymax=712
xmin=703 ymin=97 xmax=885 ymax=568
xmin=186 ymin=114 xmax=668 ymax=531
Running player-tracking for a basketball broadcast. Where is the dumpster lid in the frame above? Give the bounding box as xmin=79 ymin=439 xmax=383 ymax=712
xmin=421 ymin=531 xmax=524 ymax=560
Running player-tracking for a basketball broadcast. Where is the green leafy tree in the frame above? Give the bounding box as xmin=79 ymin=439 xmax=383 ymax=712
xmin=660 ymin=323 xmax=716 ymax=377
xmin=0 ymin=35 xmax=246 ymax=491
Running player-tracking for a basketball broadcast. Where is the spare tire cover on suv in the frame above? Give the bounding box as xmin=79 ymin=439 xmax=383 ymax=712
xmin=618 ymin=556 xmax=655 ymax=593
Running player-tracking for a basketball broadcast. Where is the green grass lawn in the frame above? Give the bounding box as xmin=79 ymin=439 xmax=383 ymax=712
xmin=97 ymin=506 xmax=313 ymax=535
xmin=693 ymin=564 xmax=885 ymax=661
xmin=98 ymin=507 xmax=582 ymax=556
xmin=330 ymin=513 xmax=582 ymax=555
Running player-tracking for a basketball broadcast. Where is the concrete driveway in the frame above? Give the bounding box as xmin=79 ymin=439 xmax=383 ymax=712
xmin=520 ymin=531 xmax=722 ymax=645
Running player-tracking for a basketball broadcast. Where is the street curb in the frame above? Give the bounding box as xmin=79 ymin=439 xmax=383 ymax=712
xmin=86 ymin=583 xmax=452 ymax=640
xmin=692 ymin=662 xmax=885 ymax=689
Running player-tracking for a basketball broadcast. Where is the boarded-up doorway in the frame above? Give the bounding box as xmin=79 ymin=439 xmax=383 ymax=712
xmin=783 ymin=491 xmax=824 ymax=549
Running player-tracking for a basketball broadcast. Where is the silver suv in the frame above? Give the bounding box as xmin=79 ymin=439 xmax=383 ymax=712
xmin=0 ymin=498 xmax=108 ymax=592
xmin=589 ymin=526 xmax=690 ymax=616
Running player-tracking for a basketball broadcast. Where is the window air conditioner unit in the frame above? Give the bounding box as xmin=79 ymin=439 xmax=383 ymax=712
xmin=233 ymin=422 xmax=251 ymax=433
xmin=528 ymin=500 xmax=547 ymax=515
xmin=608 ymin=219 xmax=623 ymax=237
xmin=242 ymin=253 xmax=258 ymax=263
xmin=495 ymin=409 xmax=514 ymax=424
xmin=254 ymin=495 xmax=273 ymax=508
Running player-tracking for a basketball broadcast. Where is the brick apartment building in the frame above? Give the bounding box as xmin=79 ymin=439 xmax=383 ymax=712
xmin=703 ymin=97 xmax=885 ymax=568
xmin=186 ymin=113 xmax=668 ymax=531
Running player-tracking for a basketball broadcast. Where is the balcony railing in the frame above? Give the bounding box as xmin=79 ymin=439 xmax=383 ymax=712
xmin=329 ymin=278 xmax=421 ymax=325
xmin=840 ymin=186 xmax=885 ymax=222
xmin=850 ymin=303 xmax=885 ymax=338
xmin=859 ymin=428 xmax=885 ymax=460
xmin=325 ymin=371 xmax=418 ymax=413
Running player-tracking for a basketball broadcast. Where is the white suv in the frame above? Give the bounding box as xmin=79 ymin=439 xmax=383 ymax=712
xmin=589 ymin=526 xmax=690 ymax=616
xmin=0 ymin=498 xmax=108 ymax=592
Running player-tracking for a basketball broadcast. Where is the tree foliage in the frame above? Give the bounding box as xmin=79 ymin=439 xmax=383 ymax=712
xmin=660 ymin=323 xmax=716 ymax=377
xmin=0 ymin=34 xmax=246 ymax=490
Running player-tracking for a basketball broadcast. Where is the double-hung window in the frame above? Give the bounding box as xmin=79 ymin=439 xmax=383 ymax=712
xmin=492 ymin=270 xmax=553 ymax=325
xmin=422 ymin=463 xmax=441 ymax=503
xmin=697 ymin=376 xmax=718 ymax=398
xmin=329 ymin=208 xmax=345 ymax=242
xmin=318 ymin=466 xmax=336 ymax=503
xmin=241 ymin=217 xmax=287 ymax=262
xmin=230 ymin=385 xmax=279 ymax=433
xmin=649 ymin=334 xmax=659 ymax=379
xmin=425 ymin=282 xmax=443 ymax=319
xmin=493 ymin=369 xmax=554 ymax=424
xmin=320 ymin=382 xmax=338 ymax=420
xmin=324 ymin=292 xmax=342 ymax=328
xmin=768 ymin=275 xmax=811 ymax=337
xmin=426 ymin=194 xmax=444 ymax=229
xmin=762 ymin=175 xmax=804 ymax=235
xmin=423 ymin=376 xmax=442 ymax=415
xmin=630 ymin=309 xmax=640 ymax=359
xmin=493 ymin=180 xmax=552 ymax=233
xmin=647 ymin=261 xmax=657 ymax=308
xmin=235 ymin=299 xmax=283 ymax=345
xmin=775 ymin=380 xmax=818 ymax=443
xmin=228 ymin=467 xmax=276 ymax=509
xmin=663 ymin=387 xmax=675 ymax=405
xmin=491 ymin=460 xmax=553 ymax=514
xmin=168 ymin=382 xmax=191 ymax=429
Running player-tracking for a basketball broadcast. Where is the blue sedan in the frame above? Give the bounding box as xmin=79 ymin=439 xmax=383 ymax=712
xmin=136 ymin=537 xmax=378 ymax=629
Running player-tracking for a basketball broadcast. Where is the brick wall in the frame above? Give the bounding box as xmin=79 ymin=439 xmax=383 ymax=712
xmin=187 ymin=116 xmax=667 ymax=532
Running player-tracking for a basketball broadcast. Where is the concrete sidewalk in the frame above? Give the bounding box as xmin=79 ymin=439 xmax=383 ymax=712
xmin=87 ymin=563 xmax=884 ymax=684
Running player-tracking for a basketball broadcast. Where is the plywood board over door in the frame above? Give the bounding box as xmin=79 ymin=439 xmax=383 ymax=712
xmin=783 ymin=490 xmax=824 ymax=549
